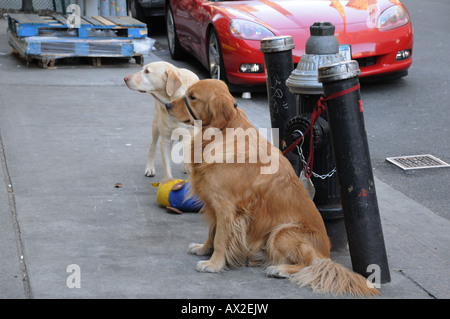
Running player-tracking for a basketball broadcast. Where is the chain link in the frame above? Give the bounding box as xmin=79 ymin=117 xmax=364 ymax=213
xmin=0 ymin=0 xmax=69 ymax=12
xmin=294 ymin=130 xmax=337 ymax=180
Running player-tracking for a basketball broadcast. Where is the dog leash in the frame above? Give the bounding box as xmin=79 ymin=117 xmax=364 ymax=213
xmin=150 ymin=93 xmax=164 ymax=105
xmin=283 ymin=83 xmax=361 ymax=178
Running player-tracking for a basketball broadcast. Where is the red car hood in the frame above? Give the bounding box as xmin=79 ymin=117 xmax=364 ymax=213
xmin=219 ymin=0 xmax=395 ymax=32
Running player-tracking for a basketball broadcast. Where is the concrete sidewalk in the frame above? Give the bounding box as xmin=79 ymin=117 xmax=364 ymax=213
xmin=0 ymin=18 xmax=449 ymax=299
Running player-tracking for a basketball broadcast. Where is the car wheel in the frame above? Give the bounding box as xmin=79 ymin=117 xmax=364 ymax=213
xmin=208 ymin=29 xmax=227 ymax=82
xmin=129 ymin=0 xmax=145 ymax=23
xmin=166 ymin=6 xmax=183 ymax=60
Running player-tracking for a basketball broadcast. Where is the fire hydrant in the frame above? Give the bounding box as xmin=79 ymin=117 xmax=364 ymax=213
xmin=284 ymin=22 xmax=347 ymax=251
xmin=262 ymin=21 xmax=391 ymax=283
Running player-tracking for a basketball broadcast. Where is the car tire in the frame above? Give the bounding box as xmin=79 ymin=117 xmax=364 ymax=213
xmin=208 ymin=29 xmax=227 ymax=82
xmin=166 ymin=5 xmax=183 ymax=60
xmin=129 ymin=0 xmax=146 ymax=23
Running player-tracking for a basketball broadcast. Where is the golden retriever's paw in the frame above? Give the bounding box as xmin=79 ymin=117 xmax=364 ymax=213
xmin=188 ymin=243 xmax=212 ymax=256
xmin=266 ymin=265 xmax=291 ymax=278
xmin=196 ymin=260 xmax=224 ymax=273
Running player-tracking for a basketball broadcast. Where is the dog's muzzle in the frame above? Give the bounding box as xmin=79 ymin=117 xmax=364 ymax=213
xmin=165 ymin=97 xmax=198 ymax=121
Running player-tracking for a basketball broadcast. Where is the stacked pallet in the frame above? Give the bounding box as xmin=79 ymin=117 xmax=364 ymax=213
xmin=7 ymin=13 xmax=148 ymax=68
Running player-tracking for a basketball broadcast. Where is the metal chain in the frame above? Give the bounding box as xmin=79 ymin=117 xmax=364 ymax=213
xmin=294 ymin=130 xmax=337 ymax=180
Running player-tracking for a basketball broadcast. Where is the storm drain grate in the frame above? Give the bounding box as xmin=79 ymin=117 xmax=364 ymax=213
xmin=386 ymin=154 xmax=450 ymax=170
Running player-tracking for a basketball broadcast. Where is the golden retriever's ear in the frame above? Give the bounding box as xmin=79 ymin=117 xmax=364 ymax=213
xmin=209 ymin=93 xmax=236 ymax=129
xmin=166 ymin=69 xmax=182 ymax=96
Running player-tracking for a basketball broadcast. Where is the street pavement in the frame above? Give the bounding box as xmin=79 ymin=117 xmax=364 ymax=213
xmin=0 ymin=16 xmax=449 ymax=301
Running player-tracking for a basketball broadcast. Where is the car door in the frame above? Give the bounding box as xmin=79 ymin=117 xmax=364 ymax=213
xmin=173 ymin=0 xmax=208 ymax=60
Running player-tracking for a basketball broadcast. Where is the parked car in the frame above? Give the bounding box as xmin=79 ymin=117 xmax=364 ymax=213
xmin=165 ymin=0 xmax=413 ymax=89
xmin=129 ymin=0 xmax=165 ymax=20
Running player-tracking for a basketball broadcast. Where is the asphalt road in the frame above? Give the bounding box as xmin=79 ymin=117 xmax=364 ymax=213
xmin=144 ymin=0 xmax=450 ymax=220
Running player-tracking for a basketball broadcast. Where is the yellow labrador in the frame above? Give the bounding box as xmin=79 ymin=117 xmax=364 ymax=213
xmin=124 ymin=61 xmax=199 ymax=178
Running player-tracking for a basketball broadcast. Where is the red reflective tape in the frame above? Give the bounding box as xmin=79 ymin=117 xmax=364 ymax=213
xmin=323 ymin=83 xmax=360 ymax=102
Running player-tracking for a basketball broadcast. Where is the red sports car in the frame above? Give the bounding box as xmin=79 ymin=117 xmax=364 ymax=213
xmin=165 ymin=0 xmax=413 ymax=88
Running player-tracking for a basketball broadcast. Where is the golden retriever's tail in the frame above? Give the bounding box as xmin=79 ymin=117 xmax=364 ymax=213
xmin=290 ymin=258 xmax=381 ymax=297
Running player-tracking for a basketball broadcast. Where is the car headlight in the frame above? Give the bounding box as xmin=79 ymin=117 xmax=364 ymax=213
xmin=229 ymin=19 xmax=274 ymax=40
xmin=377 ymin=5 xmax=409 ymax=31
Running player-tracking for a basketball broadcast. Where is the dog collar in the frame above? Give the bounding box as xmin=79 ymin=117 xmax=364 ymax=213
xmin=183 ymin=96 xmax=198 ymax=121
xmin=183 ymin=95 xmax=239 ymax=123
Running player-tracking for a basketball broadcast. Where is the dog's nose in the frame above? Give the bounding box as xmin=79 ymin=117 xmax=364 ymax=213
xmin=124 ymin=76 xmax=129 ymax=83
xmin=165 ymin=102 xmax=172 ymax=111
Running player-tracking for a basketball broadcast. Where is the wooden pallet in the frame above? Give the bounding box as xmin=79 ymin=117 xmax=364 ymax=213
xmin=7 ymin=13 xmax=147 ymax=68
xmin=7 ymin=13 xmax=147 ymax=38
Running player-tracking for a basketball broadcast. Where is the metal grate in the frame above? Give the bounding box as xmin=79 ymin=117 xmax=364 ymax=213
xmin=386 ymin=154 xmax=450 ymax=170
xmin=0 ymin=0 xmax=69 ymax=12
xmin=355 ymin=56 xmax=376 ymax=67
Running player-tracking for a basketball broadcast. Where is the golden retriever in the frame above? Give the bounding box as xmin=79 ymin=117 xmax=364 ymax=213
xmin=166 ymin=79 xmax=380 ymax=297
xmin=124 ymin=61 xmax=199 ymax=178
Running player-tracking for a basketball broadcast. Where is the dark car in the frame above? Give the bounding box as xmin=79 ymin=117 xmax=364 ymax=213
xmin=128 ymin=0 xmax=164 ymax=20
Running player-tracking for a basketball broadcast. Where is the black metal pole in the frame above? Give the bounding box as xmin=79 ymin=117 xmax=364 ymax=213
xmin=319 ymin=61 xmax=391 ymax=283
xmin=260 ymin=36 xmax=298 ymax=171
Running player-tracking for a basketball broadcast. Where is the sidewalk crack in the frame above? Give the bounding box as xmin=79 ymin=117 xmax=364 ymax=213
xmin=0 ymin=129 xmax=32 ymax=298
xmin=397 ymin=269 xmax=436 ymax=299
